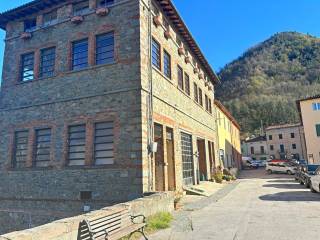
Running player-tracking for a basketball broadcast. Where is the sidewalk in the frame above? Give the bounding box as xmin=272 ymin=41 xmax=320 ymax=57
xmin=145 ymin=181 xmax=239 ymax=240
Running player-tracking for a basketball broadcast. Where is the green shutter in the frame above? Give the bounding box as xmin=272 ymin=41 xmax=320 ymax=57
xmin=316 ymin=124 xmax=320 ymax=137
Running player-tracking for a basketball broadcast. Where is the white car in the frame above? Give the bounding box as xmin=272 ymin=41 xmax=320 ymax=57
xmin=266 ymin=162 xmax=297 ymax=175
xmin=310 ymin=170 xmax=320 ymax=193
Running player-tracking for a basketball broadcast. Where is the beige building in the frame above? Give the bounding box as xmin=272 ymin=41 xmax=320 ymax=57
xmin=215 ymin=100 xmax=242 ymax=169
xmin=266 ymin=124 xmax=307 ymax=160
xmin=297 ymin=95 xmax=320 ymax=163
xmin=242 ymin=135 xmax=268 ymax=161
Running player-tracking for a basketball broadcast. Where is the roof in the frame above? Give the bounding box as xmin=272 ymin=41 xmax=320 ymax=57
xmin=0 ymin=0 xmax=220 ymax=85
xmin=265 ymin=123 xmax=301 ymax=131
xmin=245 ymin=135 xmax=266 ymax=143
xmin=214 ymin=100 xmax=241 ymax=130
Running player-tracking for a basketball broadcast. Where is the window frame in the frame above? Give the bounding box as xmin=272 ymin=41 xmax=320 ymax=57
xmin=13 ymin=130 xmax=29 ymax=169
xmin=177 ymin=65 xmax=184 ymax=90
xmin=21 ymin=52 xmax=35 ymax=82
xmin=24 ymin=18 xmax=37 ymax=32
xmin=97 ymin=0 xmax=114 ymax=7
xmin=279 ymin=134 xmax=283 ymax=140
xmin=94 ymin=121 xmax=114 ymax=165
xmin=43 ymin=10 xmax=58 ymax=26
xmin=316 ymin=124 xmax=320 ymax=137
xmin=163 ymin=50 xmax=171 ymax=79
xmin=34 ymin=128 xmax=52 ymax=168
xmin=73 ymin=0 xmax=90 ymax=16
xmin=72 ymin=38 xmax=89 ymax=71
xmin=194 ymin=82 xmax=198 ymax=103
xmin=67 ymin=124 xmax=86 ymax=166
xmin=95 ymin=32 xmax=115 ymax=65
xmin=292 ymin=143 xmax=297 ymax=150
xmin=152 ymin=38 xmax=161 ymax=70
xmin=184 ymin=73 xmax=190 ymax=95
xmin=198 ymin=88 xmax=203 ymax=106
xmin=40 ymin=47 xmax=56 ymax=78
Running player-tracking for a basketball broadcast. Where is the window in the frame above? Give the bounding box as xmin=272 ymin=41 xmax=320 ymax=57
xmin=72 ymin=39 xmax=88 ymax=70
xmin=152 ymin=39 xmax=160 ymax=70
xmin=43 ymin=10 xmax=57 ymax=26
xmin=260 ymin=146 xmax=265 ymax=154
xmin=316 ymin=124 xmax=320 ymax=137
xmin=312 ymin=103 xmax=320 ymax=111
xmin=13 ymin=131 xmax=29 ymax=168
xmin=185 ymin=73 xmax=190 ymax=95
xmin=194 ymin=83 xmax=198 ymax=102
xmin=268 ymin=135 xmax=272 ymax=140
xmin=98 ymin=0 xmax=114 ymax=7
xmin=250 ymin=147 xmax=254 ymax=154
xmin=176 ymin=37 xmax=182 ymax=47
xmin=34 ymin=128 xmax=51 ymax=167
xmin=205 ymin=95 xmax=209 ymax=111
xmin=96 ymin=32 xmax=115 ymax=65
xmin=24 ymin=18 xmax=37 ymax=32
xmin=208 ymin=99 xmax=212 ymax=113
xmin=279 ymin=134 xmax=283 ymax=140
xmin=73 ymin=1 xmax=90 ymax=16
xmin=198 ymin=88 xmax=203 ymax=106
xmin=280 ymin=144 xmax=285 ymax=152
xmin=270 ymin=145 xmax=274 ymax=151
xmin=21 ymin=53 xmax=35 ymax=81
xmin=292 ymin=144 xmax=297 ymax=149
xmin=68 ymin=125 xmax=86 ymax=166
xmin=290 ymin=133 xmax=295 ymax=138
xmin=40 ymin=47 xmax=55 ymax=78
xmin=177 ymin=65 xmax=184 ymax=90
xmin=163 ymin=50 xmax=171 ymax=79
xmin=94 ymin=122 xmax=114 ymax=165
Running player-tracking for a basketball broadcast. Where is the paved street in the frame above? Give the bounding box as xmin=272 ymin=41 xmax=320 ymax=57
xmin=149 ymin=169 xmax=320 ymax=240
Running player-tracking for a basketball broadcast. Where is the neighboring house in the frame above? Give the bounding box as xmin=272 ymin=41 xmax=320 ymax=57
xmin=215 ymin=100 xmax=242 ymax=169
xmin=242 ymin=135 xmax=268 ymax=161
xmin=0 ymin=0 xmax=219 ymax=232
xmin=265 ymin=124 xmax=307 ymax=161
xmin=297 ymin=95 xmax=320 ymax=163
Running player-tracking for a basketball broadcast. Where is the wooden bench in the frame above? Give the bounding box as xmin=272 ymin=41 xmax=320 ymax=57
xmin=77 ymin=207 xmax=148 ymax=240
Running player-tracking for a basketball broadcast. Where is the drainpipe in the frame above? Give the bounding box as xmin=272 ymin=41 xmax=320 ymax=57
xmin=147 ymin=0 xmax=154 ymax=192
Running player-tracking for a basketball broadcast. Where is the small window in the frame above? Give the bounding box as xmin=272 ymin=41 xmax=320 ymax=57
xmin=94 ymin=122 xmax=114 ymax=165
xmin=279 ymin=134 xmax=283 ymax=140
xmin=40 ymin=47 xmax=56 ymax=78
xmin=68 ymin=124 xmax=86 ymax=166
xmin=43 ymin=10 xmax=57 ymax=26
xmin=21 ymin=52 xmax=35 ymax=82
xmin=270 ymin=145 xmax=274 ymax=151
xmin=13 ymin=131 xmax=29 ymax=168
xmin=96 ymin=32 xmax=115 ymax=65
xmin=163 ymin=50 xmax=171 ymax=79
xmin=98 ymin=0 xmax=114 ymax=7
xmin=152 ymin=39 xmax=161 ymax=70
xmin=291 ymin=133 xmax=295 ymax=138
xmin=185 ymin=73 xmax=190 ymax=95
xmin=292 ymin=144 xmax=297 ymax=149
xmin=316 ymin=124 xmax=320 ymax=137
xmin=176 ymin=37 xmax=182 ymax=47
xmin=312 ymin=103 xmax=318 ymax=111
xmin=260 ymin=146 xmax=265 ymax=154
xmin=24 ymin=18 xmax=37 ymax=32
xmin=73 ymin=0 xmax=90 ymax=16
xmin=177 ymin=65 xmax=184 ymax=90
xmin=250 ymin=147 xmax=254 ymax=154
xmin=194 ymin=82 xmax=198 ymax=102
xmin=205 ymin=95 xmax=209 ymax=111
xmin=208 ymin=99 xmax=212 ymax=113
xmin=34 ymin=128 xmax=52 ymax=167
xmin=268 ymin=135 xmax=272 ymax=140
xmin=72 ymin=39 xmax=88 ymax=70
xmin=198 ymin=88 xmax=203 ymax=106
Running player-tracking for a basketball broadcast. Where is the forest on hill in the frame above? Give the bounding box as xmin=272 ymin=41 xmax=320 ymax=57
xmin=216 ymin=32 xmax=320 ymax=136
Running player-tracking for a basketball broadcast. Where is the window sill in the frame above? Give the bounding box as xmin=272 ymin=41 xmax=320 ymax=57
xmin=65 ymin=61 xmax=117 ymax=75
xmin=152 ymin=66 xmax=174 ymax=86
xmin=15 ymin=74 xmax=57 ymax=86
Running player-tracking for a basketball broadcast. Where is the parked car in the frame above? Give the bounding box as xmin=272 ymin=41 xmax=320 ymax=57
xmin=243 ymin=159 xmax=259 ymax=169
xmin=300 ymin=165 xmax=320 ymax=188
xmin=266 ymin=162 xmax=297 ymax=175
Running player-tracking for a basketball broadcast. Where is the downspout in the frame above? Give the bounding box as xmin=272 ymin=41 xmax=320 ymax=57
xmin=147 ymin=0 xmax=154 ymax=192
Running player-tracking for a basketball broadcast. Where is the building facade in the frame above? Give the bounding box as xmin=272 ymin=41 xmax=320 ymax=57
xmin=265 ymin=124 xmax=307 ymax=161
xmin=242 ymin=135 xmax=268 ymax=161
xmin=297 ymin=95 xmax=320 ymax=163
xmin=0 ymin=0 xmax=220 ymax=233
xmin=215 ymin=100 xmax=241 ymax=169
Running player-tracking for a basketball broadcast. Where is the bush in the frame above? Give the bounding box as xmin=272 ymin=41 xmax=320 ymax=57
xmin=231 ymin=175 xmax=237 ymax=181
xmin=223 ymin=175 xmax=231 ymax=181
xmin=147 ymin=212 xmax=173 ymax=230
xmin=213 ymin=170 xmax=223 ymax=183
xmin=223 ymin=168 xmax=232 ymax=176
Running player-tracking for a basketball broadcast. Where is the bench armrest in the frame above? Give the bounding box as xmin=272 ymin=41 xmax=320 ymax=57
xmin=131 ymin=214 xmax=146 ymax=224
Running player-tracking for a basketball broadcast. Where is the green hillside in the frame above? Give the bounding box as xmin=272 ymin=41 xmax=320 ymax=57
xmin=216 ymin=32 xmax=320 ymax=136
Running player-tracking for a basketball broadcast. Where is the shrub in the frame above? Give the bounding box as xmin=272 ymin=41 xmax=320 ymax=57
xmin=213 ymin=170 xmax=223 ymax=183
xmin=223 ymin=168 xmax=232 ymax=176
xmin=223 ymin=175 xmax=231 ymax=181
xmin=147 ymin=212 xmax=173 ymax=230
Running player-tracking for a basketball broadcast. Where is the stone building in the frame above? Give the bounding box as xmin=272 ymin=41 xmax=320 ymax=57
xmin=0 ymin=0 xmax=219 ymax=233
xmin=242 ymin=135 xmax=268 ymax=161
xmin=265 ymin=124 xmax=307 ymax=161
xmin=215 ymin=100 xmax=241 ymax=169
xmin=297 ymin=95 xmax=320 ymax=163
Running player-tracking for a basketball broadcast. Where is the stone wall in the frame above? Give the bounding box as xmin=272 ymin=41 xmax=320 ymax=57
xmin=1 ymin=192 xmax=174 ymax=240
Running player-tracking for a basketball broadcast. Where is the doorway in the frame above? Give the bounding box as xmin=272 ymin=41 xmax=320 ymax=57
xmin=181 ymin=132 xmax=194 ymax=186
xmin=154 ymin=123 xmax=165 ymax=191
xmin=197 ymin=139 xmax=207 ymax=181
xmin=166 ymin=128 xmax=176 ymax=191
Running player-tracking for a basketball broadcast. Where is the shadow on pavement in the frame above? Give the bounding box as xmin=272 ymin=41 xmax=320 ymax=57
xmin=259 ymin=191 xmax=320 ymax=201
xmin=267 ymin=179 xmax=297 ymax=183
xmin=238 ymin=169 xmax=292 ymax=180
xmin=262 ymin=183 xmax=306 ymax=190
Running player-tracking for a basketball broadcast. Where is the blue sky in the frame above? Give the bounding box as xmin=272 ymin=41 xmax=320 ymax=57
xmin=0 ymin=0 xmax=320 ymax=81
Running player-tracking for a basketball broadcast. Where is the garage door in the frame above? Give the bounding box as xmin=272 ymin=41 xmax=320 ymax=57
xmin=181 ymin=132 xmax=194 ymax=186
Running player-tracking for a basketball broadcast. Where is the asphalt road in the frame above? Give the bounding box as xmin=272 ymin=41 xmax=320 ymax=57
xmin=150 ymin=169 xmax=320 ymax=240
